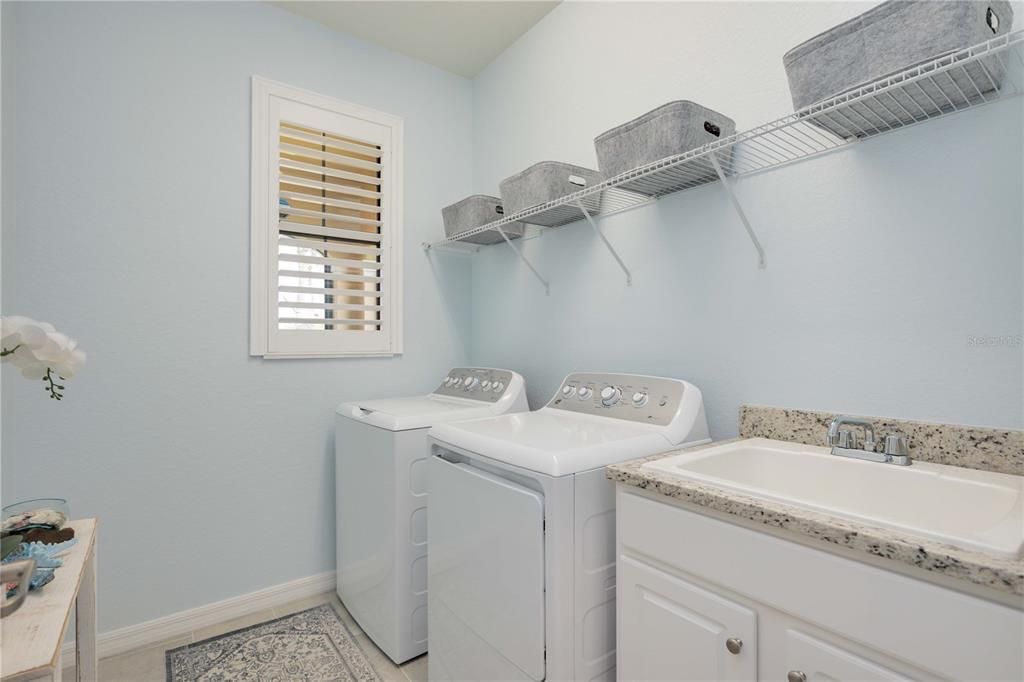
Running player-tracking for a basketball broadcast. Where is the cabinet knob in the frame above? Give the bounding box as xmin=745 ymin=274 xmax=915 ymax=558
xmin=787 ymin=672 xmax=807 ymax=682
xmin=725 ymin=638 xmax=743 ymax=655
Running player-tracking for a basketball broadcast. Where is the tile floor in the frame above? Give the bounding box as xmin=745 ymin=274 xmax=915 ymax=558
xmin=63 ymin=591 xmax=427 ymax=681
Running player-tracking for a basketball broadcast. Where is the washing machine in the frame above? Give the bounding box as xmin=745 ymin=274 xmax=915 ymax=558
xmin=427 ymin=372 xmax=709 ymax=681
xmin=335 ymin=367 xmax=528 ymax=664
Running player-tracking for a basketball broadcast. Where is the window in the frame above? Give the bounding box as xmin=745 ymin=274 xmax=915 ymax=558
xmin=250 ymin=77 xmax=403 ymax=357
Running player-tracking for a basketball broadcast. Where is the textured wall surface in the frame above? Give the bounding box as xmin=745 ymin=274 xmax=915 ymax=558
xmin=469 ymin=1 xmax=1023 ymax=432
xmin=2 ymin=0 xmax=1022 ymax=637
xmin=1 ymin=1 xmax=474 ymax=632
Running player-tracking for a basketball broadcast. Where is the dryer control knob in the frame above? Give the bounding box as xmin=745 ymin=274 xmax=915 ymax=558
xmin=632 ymin=391 xmax=649 ymax=407
xmin=493 ymin=381 xmax=505 ymax=393
xmin=601 ymin=386 xmax=622 ymax=406
xmin=452 ymin=377 xmax=463 ymax=387
xmin=481 ymin=380 xmax=492 ymax=390
xmin=464 ymin=377 xmax=480 ymax=390
xmin=562 ymin=385 xmax=576 ymax=398
xmin=577 ymin=387 xmax=594 ymax=401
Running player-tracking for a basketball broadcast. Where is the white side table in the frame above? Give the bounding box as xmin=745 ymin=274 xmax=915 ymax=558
xmin=1 ymin=519 xmax=98 ymax=682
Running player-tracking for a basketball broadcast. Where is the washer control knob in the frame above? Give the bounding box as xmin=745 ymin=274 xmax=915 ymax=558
xmin=452 ymin=377 xmax=463 ymax=387
xmin=577 ymin=386 xmax=593 ymax=401
xmin=631 ymin=391 xmax=649 ymax=407
xmin=443 ymin=376 xmax=453 ymax=386
xmin=562 ymin=385 xmax=576 ymax=398
xmin=601 ymin=386 xmax=622 ymax=406
xmin=481 ymin=380 xmax=492 ymax=390
xmin=493 ymin=381 xmax=505 ymax=393
xmin=464 ymin=377 xmax=479 ymax=390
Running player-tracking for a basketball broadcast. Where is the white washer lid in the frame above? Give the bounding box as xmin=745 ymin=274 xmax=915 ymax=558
xmin=338 ymin=395 xmax=507 ymax=432
xmin=428 ymin=409 xmax=677 ymax=476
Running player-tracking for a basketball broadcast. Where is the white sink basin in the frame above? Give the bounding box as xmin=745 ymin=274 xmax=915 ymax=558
xmin=643 ymin=438 xmax=1024 ymax=559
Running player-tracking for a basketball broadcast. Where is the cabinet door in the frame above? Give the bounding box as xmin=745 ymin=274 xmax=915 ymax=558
xmin=782 ymin=628 xmax=915 ymax=682
xmin=618 ymin=554 xmax=757 ymax=681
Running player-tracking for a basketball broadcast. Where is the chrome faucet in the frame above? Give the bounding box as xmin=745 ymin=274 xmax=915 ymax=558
xmin=826 ymin=415 xmax=911 ymax=466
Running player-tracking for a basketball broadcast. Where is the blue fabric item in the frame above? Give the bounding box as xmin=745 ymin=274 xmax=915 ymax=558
xmin=2 ymin=538 xmax=78 ymax=592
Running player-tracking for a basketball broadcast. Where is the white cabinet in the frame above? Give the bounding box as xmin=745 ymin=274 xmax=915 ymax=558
xmin=618 ymin=555 xmax=757 ymax=681
xmin=616 ymin=487 xmax=1024 ymax=682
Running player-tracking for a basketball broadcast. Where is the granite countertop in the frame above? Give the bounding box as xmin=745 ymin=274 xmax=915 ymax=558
xmin=739 ymin=405 xmax=1023 ymax=476
xmin=607 ymin=438 xmax=1024 ymax=600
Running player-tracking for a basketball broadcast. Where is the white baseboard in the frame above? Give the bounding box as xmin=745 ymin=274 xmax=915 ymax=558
xmin=63 ymin=571 xmax=336 ymax=662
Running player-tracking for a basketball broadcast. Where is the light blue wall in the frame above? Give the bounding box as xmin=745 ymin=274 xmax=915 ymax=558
xmin=1 ymin=1 xmax=473 ymax=632
xmin=469 ymin=1 xmax=1024 ymax=432
xmin=2 ymin=0 xmax=1022 ymax=639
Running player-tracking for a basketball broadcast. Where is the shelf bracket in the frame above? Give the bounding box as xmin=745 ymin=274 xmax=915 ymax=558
xmin=575 ymin=200 xmax=632 ymax=285
xmin=422 ymin=241 xmax=480 ymax=254
xmin=710 ymin=153 xmax=766 ymax=269
xmin=497 ymin=226 xmax=550 ymax=295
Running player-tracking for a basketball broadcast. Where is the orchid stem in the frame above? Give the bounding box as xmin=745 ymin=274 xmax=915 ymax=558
xmin=43 ymin=368 xmax=65 ymax=400
xmin=1 ymin=344 xmax=23 ymax=357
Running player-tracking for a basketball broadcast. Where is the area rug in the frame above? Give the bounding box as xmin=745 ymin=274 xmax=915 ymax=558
xmin=165 ymin=604 xmax=382 ymax=681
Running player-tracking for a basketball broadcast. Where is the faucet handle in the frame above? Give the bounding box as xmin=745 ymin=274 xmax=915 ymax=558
xmin=884 ymin=434 xmax=909 ymax=457
xmin=837 ymin=429 xmax=858 ymax=449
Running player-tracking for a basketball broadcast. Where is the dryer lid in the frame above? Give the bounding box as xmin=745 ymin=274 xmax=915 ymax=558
xmin=428 ymin=409 xmax=680 ymax=476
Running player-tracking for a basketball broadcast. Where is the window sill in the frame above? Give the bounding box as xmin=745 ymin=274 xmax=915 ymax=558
xmin=255 ymin=351 xmax=401 ymax=360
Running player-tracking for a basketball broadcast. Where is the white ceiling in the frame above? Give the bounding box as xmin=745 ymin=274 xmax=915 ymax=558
xmin=273 ymin=1 xmax=561 ymax=78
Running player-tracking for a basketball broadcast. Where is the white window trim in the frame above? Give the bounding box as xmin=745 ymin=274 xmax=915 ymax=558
xmin=250 ymin=76 xmax=404 ymax=358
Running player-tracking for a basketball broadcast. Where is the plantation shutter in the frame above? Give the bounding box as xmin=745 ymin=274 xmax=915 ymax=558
xmin=251 ymin=79 xmax=403 ymax=357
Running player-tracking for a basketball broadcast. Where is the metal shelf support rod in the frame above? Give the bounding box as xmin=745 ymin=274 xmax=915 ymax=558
xmin=497 ymin=226 xmax=550 ymax=295
xmin=710 ymin=153 xmax=766 ymax=269
xmin=422 ymin=241 xmax=479 ymax=254
xmin=575 ymin=200 xmax=632 ymax=285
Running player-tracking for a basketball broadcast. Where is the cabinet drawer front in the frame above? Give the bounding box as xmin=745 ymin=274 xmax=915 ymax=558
xmin=618 ymin=555 xmax=757 ymax=681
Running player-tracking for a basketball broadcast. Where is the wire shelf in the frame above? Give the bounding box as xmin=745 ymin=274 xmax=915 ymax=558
xmin=426 ymin=29 xmax=1024 ymax=251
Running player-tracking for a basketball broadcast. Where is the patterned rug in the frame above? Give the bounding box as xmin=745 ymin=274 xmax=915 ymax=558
xmin=165 ymin=604 xmax=382 ymax=681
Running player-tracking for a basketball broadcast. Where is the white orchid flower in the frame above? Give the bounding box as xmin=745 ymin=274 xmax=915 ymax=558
xmin=0 ymin=316 xmax=86 ymax=400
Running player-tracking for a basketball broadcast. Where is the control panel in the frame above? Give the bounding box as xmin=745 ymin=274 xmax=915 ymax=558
xmin=547 ymin=372 xmax=686 ymax=426
xmin=433 ymin=368 xmax=515 ymax=403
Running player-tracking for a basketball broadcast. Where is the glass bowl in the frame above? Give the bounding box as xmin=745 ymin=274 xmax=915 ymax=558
xmin=2 ymin=498 xmax=70 ymax=534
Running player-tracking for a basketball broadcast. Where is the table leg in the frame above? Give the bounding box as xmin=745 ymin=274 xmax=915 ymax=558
xmin=74 ymin=546 xmax=97 ymax=682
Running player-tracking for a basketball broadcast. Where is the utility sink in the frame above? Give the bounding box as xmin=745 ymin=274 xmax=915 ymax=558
xmin=643 ymin=438 xmax=1024 ymax=559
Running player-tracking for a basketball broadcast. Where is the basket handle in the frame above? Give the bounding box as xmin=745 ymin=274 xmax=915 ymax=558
xmin=986 ymin=7 xmax=1000 ymax=34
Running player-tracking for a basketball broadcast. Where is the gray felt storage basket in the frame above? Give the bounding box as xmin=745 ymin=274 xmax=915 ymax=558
xmin=784 ymin=0 xmax=1014 ymax=138
xmin=442 ymin=195 xmax=525 ymax=245
xmin=594 ymin=101 xmax=736 ymax=196
xmin=499 ymin=161 xmax=603 ymax=227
